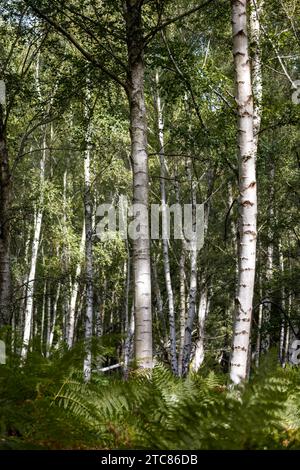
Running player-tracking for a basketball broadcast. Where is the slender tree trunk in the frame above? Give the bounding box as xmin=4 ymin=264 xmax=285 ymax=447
xmin=21 ymin=129 xmax=46 ymax=359
xmin=151 ymin=255 xmax=167 ymax=341
xmin=178 ymin=249 xmax=186 ymax=377
xmin=190 ymin=170 xmax=213 ymax=372
xmin=229 ymin=0 xmax=257 ymax=385
xmin=67 ymin=222 xmax=85 ymax=348
xmin=284 ymin=283 xmax=291 ymax=364
xmin=41 ymin=281 xmax=47 ymax=353
xmin=181 ymin=157 xmax=198 ymax=376
xmin=122 ymin=238 xmax=131 ymax=359
xmin=98 ymin=278 xmax=107 ymax=336
xmin=174 ymin=176 xmax=187 ymax=377
xmin=191 ymin=285 xmax=209 ymax=372
xmin=0 ymin=91 xmax=11 ymax=327
xmin=61 ymin=169 xmax=71 ymax=344
xmin=182 ymin=243 xmax=197 ymax=376
xmin=19 ymin=226 xmax=31 ymax=341
xmin=46 ymin=287 xmax=51 ymax=352
xmin=278 ymin=242 xmax=285 ymax=364
xmin=83 ymin=86 xmax=94 ymax=382
xmin=123 ymin=303 xmax=135 ymax=379
xmin=251 ymin=0 xmax=264 ymax=369
xmin=95 ymin=291 xmax=104 ymax=338
xmin=125 ymin=0 xmax=152 ymax=369
xmin=261 ymin=162 xmax=274 ymax=353
xmin=155 ymin=70 xmax=177 ymax=374
xmin=48 ymin=282 xmax=60 ymax=354
xmin=255 ymin=261 xmax=263 ymax=367
xmin=281 ymin=243 xmax=292 ymax=366
xmin=11 ymin=308 xmax=15 ymax=353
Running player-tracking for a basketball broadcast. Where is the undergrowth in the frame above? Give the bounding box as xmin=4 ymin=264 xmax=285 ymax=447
xmin=1 ymin=348 xmax=300 ymax=450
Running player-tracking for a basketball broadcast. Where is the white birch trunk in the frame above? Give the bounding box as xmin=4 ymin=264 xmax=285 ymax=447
xmin=181 ymin=158 xmax=198 ymax=376
xmin=191 ymin=286 xmax=209 ymax=372
xmin=123 ymin=304 xmax=135 ymax=379
xmin=21 ymin=131 xmax=46 ymax=359
xmin=255 ymin=262 xmax=263 ymax=367
xmin=0 ymin=74 xmax=11 ymax=327
xmin=155 ymin=70 xmax=177 ymax=374
xmin=180 ymin=90 xmax=207 ymax=376
xmin=67 ymin=222 xmax=85 ymax=348
xmin=189 ymin=169 xmax=213 ymax=373
xmin=125 ymin=2 xmax=153 ymax=369
xmin=151 ymin=255 xmax=167 ymax=341
xmin=178 ymin=249 xmax=186 ymax=377
xmin=83 ymin=85 xmax=94 ymax=382
xmin=48 ymin=283 xmax=60 ymax=354
xmin=229 ymin=0 xmax=257 ymax=384
xmin=122 ymin=237 xmax=131 ymax=357
xmin=46 ymin=289 xmax=51 ymax=352
xmin=40 ymin=279 xmax=46 ymax=353
xmin=97 ymin=278 xmax=107 ymax=337
xmin=261 ymin=163 xmax=274 ymax=353
xmin=174 ymin=177 xmax=187 ymax=377
xmin=278 ymin=244 xmax=285 ymax=364
xmin=62 ymin=169 xmax=71 ymax=345
xmin=19 ymin=226 xmax=31 ymax=341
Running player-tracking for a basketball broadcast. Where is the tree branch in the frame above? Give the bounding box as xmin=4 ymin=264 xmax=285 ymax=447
xmin=144 ymin=0 xmax=215 ymax=44
xmin=25 ymin=2 xmax=128 ymax=91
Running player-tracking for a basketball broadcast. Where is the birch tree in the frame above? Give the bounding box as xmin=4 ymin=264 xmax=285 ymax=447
xmin=21 ymin=132 xmax=45 ymax=358
xmin=191 ymin=285 xmax=209 ymax=372
xmin=190 ymin=169 xmax=213 ymax=372
xmin=181 ymin=157 xmax=198 ymax=376
xmin=229 ymin=0 xmax=258 ymax=385
xmin=155 ymin=69 xmax=177 ymax=374
xmin=67 ymin=221 xmax=85 ymax=348
xmin=0 ymin=80 xmax=11 ymax=327
xmin=83 ymin=84 xmax=94 ymax=382
xmin=125 ymin=1 xmax=152 ymax=368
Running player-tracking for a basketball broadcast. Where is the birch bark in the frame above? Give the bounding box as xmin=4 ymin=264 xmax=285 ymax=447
xmin=190 ymin=169 xmax=213 ymax=372
xmin=21 ymin=129 xmax=46 ymax=359
xmin=67 ymin=222 xmax=85 ymax=348
xmin=230 ymin=0 xmax=258 ymax=384
xmin=125 ymin=1 xmax=152 ymax=368
xmin=0 ymin=84 xmax=11 ymax=326
xmin=174 ymin=178 xmax=186 ymax=377
xmin=178 ymin=249 xmax=186 ymax=377
xmin=181 ymin=158 xmax=198 ymax=376
xmin=155 ymin=70 xmax=177 ymax=374
xmin=191 ymin=286 xmax=209 ymax=372
xmin=48 ymin=283 xmax=60 ymax=354
xmin=83 ymin=86 xmax=94 ymax=382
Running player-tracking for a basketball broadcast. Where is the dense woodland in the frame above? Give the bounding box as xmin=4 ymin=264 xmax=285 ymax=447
xmin=0 ymin=0 xmax=300 ymax=450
